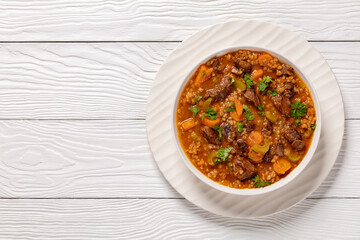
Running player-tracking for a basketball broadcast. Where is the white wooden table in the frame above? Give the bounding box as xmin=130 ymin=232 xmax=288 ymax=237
xmin=0 ymin=1 xmax=359 ymax=239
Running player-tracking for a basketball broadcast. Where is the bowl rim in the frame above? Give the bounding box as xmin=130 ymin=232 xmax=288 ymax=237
xmin=172 ymin=45 xmax=322 ymax=196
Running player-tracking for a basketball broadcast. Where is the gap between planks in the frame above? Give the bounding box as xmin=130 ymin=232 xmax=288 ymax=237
xmin=0 ymin=40 xmax=357 ymax=44
xmin=0 ymin=197 xmax=358 ymax=200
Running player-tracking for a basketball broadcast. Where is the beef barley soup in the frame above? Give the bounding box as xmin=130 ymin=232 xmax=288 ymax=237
xmin=176 ymin=49 xmax=317 ymax=189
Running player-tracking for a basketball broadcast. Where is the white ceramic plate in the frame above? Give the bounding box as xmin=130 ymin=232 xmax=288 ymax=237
xmin=146 ymin=20 xmax=344 ymax=218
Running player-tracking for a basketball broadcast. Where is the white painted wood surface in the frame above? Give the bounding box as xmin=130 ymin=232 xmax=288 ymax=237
xmin=0 ymin=0 xmax=359 ymax=41
xmin=0 ymin=199 xmax=359 ymax=240
xmin=0 ymin=42 xmax=358 ymax=119
xmin=0 ymin=0 xmax=358 ymax=239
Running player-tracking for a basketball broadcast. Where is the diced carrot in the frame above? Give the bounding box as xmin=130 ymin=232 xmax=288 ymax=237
xmin=258 ymin=54 xmax=273 ymax=66
xmin=181 ymin=118 xmax=196 ymax=131
xmin=201 ymin=117 xmax=221 ymax=128
xmin=251 ymin=68 xmax=264 ymax=80
xmin=195 ymin=65 xmax=212 ymax=86
xmin=247 ymin=131 xmax=264 ymax=147
xmin=230 ymin=111 xmax=240 ymax=121
xmin=273 ymin=158 xmax=292 ymax=175
xmin=234 ymin=99 xmax=243 ymax=117
xmin=248 ymin=150 xmax=264 ymax=163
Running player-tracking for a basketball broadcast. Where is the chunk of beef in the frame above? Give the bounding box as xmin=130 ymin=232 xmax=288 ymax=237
xmin=234 ymin=59 xmax=251 ymax=73
xmin=282 ymin=97 xmax=291 ymax=115
xmin=273 ymin=142 xmax=284 ymax=157
xmin=204 ymin=76 xmax=232 ymax=102
xmin=263 ymin=142 xmax=284 ymax=163
xmin=231 ymin=66 xmax=243 ymax=76
xmin=262 ymin=118 xmax=272 ymax=136
xmin=244 ymin=121 xmax=255 ymax=133
xmin=271 ymin=94 xmax=282 ymax=111
xmin=283 ymin=82 xmax=296 ymax=98
xmin=271 ymin=94 xmax=291 ymax=116
xmin=236 ymin=139 xmax=248 ymax=157
xmin=244 ymin=89 xmax=261 ymax=107
xmin=281 ymin=64 xmax=294 ymax=76
xmin=291 ymin=140 xmax=305 ymax=151
xmin=232 ymin=156 xmax=257 ymax=181
xmin=201 ymin=126 xmax=221 ymax=145
xmin=220 ymin=122 xmax=236 ymax=142
xmin=284 ymin=127 xmax=305 ymax=151
xmin=208 ymin=57 xmax=223 ymax=73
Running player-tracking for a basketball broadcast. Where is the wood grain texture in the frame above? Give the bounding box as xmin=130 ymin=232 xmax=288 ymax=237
xmin=0 ymin=0 xmax=359 ymax=41
xmin=0 ymin=119 xmax=355 ymax=198
xmin=0 ymin=42 xmax=357 ymax=119
xmin=0 ymin=198 xmax=358 ymax=239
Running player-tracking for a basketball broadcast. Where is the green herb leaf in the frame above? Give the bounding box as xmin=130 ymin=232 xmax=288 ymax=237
xmin=243 ymin=104 xmax=254 ymax=121
xmin=295 ymin=119 xmax=301 ymax=127
xmin=263 ymin=76 xmax=272 ymax=83
xmin=214 ymin=125 xmax=222 ymax=141
xmin=201 ymin=107 xmax=218 ymax=120
xmin=249 ymin=157 xmax=254 ymax=161
xmin=258 ymin=76 xmax=273 ymax=92
xmin=230 ymin=78 xmax=235 ymax=85
xmin=272 ymin=90 xmax=278 ymax=96
xmin=252 ymin=175 xmax=271 ymax=188
xmin=237 ymin=122 xmax=244 ymax=133
xmin=201 ymin=70 xmax=205 ymax=77
xmin=244 ymin=74 xmax=254 ymax=89
xmin=214 ymin=159 xmax=221 ymax=165
xmin=290 ymin=101 xmax=308 ymax=119
xmin=216 ymin=146 xmax=233 ymax=164
xmin=258 ymin=104 xmax=264 ymax=111
xmin=257 ymin=104 xmax=265 ymax=116
xmin=267 ymin=89 xmax=278 ymax=96
xmin=188 ymin=106 xmax=200 ymax=118
xmin=311 ymin=123 xmax=317 ymax=132
xmin=228 ymin=162 xmax=233 ymax=167
xmin=226 ymin=102 xmax=236 ymax=112
xmin=194 ymin=94 xmax=202 ymax=104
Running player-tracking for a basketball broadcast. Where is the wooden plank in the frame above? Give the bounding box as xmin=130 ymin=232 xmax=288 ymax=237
xmin=0 ymin=42 xmax=357 ymax=119
xmin=0 ymin=198 xmax=358 ymax=239
xmin=0 ymin=119 xmax=356 ymax=198
xmin=0 ymin=0 xmax=359 ymax=41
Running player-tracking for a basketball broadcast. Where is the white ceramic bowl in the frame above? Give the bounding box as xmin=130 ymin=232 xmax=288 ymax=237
xmin=173 ymin=46 xmax=321 ymax=196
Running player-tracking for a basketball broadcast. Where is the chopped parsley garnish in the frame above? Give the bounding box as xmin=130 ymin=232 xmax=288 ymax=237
xmin=230 ymin=78 xmax=235 ymax=85
xmin=257 ymin=104 xmax=265 ymax=116
xmin=214 ymin=125 xmax=222 ymax=141
xmin=237 ymin=122 xmax=244 ymax=133
xmin=226 ymin=102 xmax=236 ymax=112
xmin=290 ymin=101 xmax=308 ymax=119
xmin=267 ymin=89 xmax=278 ymax=96
xmin=188 ymin=106 xmax=199 ymax=118
xmin=243 ymin=104 xmax=254 ymax=121
xmin=201 ymin=70 xmax=205 ymax=77
xmin=295 ymin=119 xmax=301 ymax=127
xmin=249 ymin=157 xmax=254 ymax=161
xmin=258 ymin=76 xmax=273 ymax=92
xmin=194 ymin=94 xmax=202 ymax=104
xmin=311 ymin=123 xmax=317 ymax=132
xmin=215 ymin=147 xmax=233 ymax=165
xmin=258 ymin=104 xmax=264 ymax=111
xmin=252 ymin=175 xmax=271 ymax=188
xmin=201 ymin=107 xmax=218 ymax=120
xmin=244 ymin=74 xmax=254 ymax=89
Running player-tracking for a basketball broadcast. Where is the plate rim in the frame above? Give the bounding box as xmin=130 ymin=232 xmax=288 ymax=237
xmin=146 ymin=19 xmax=345 ymax=218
